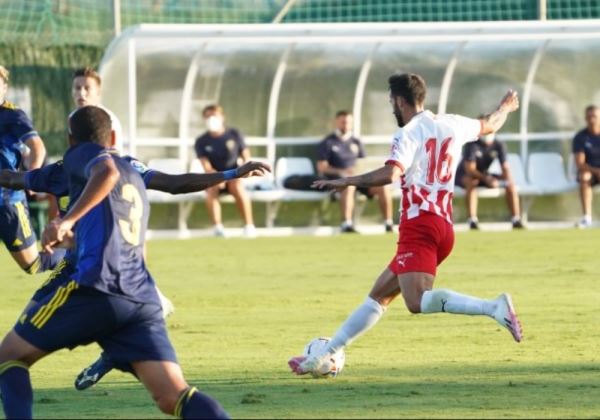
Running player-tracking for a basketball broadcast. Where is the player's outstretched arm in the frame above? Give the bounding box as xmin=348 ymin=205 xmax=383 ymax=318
xmin=480 ymin=90 xmax=520 ymax=135
xmin=42 ymin=159 xmax=119 ymax=252
xmin=147 ymin=160 xmax=271 ymax=194
xmin=313 ymin=163 xmax=402 ymax=191
xmin=0 ymin=169 xmax=26 ymax=190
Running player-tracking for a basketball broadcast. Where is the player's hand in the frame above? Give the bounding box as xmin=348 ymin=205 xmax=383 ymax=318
xmin=312 ymin=178 xmax=349 ymax=191
xmin=237 ymin=161 xmax=272 ymax=178
xmin=41 ymin=217 xmax=75 ymax=254
xmin=499 ymin=89 xmax=519 ymax=113
xmin=484 ymin=175 xmax=500 ymax=188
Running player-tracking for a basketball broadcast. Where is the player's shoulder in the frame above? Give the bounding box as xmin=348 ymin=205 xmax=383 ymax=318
xmin=573 ymin=129 xmax=589 ymax=141
xmin=0 ymin=101 xmax=28 ymax=118
xmin=195 ymin=132 xmax=210 ymax=144
xmin=227 ymin=127 xmax=243 ymax=140
xmin=122 ymin=154 xmax=152 ymax=174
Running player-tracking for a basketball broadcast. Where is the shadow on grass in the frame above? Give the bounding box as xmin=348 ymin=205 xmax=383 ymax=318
xmin=32 ymin=362 xmax=600 ymax=419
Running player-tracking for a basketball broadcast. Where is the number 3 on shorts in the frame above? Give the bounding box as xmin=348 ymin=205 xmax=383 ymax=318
xmin=118 ymin=184 xmax=143 ymax=246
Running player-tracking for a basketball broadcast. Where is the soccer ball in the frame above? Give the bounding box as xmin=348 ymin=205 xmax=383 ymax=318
xmin=303 ymin=337 xmax=345 ymax=378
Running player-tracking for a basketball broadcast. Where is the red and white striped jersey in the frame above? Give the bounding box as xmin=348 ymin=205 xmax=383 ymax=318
xmin=385 ymin=110 xmax=482 ymax=224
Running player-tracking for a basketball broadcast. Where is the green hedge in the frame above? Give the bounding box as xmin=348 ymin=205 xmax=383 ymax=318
xmin=0 ymin=43 xmax=104 ymax=156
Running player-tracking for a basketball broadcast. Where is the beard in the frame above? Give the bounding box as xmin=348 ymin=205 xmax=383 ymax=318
xmin=393 ymin=103 xmax=405 ymax=127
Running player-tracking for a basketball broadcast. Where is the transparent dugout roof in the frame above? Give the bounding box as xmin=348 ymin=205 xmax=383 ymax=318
xmin=99 ymin=22 xmax=600 ymax=157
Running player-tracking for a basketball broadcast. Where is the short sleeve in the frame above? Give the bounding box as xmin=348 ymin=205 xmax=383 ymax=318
xmin=123 ymin=155 xmax=156 ymax=187
xmin=462 ymin=143 xmax=477 ymax=162
xmin=317 ymin=139 xmax=330 ymax=161
xmin=444 ymin=114 xmax=482 ymax=146
xmin=497 ymin=141 xmax=508 ymax=164
xmin=356 ymin=139 xmax=366 ymax=158
xmin=385 ymin=129 xmax=418 ymax=172
xmin=233 ymin=129 xmax=247 ymax=152
xmin=9 ymin=109 xmax=38 ymax=143
xmin=24 ymin=161 xmax=69 ymax=196
xmin=63 ymin=143 xmax=111 ymax=180
xmin=194 ymin=136 xmax=207 ymax=158
xmin=573 ymin=133 xmax=586 ymax=154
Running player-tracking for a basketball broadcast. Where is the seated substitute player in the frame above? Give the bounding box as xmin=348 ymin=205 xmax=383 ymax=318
xmin=0 ymin=106 xmax=229 ymax=419
xmin=0 ymin=65 xmax=64 ymax=274
xmin=289 ymin=74 xmax=523 ymax=377
xmin=317 ymin=110 xmax=393 ymax=233
xmin=455 ymin=130 xmax=524 ymax=230
xmin=195 ymin=104 xmax=257 ymax=237
xmin=0 ymin=126 xmax=270 ymax=391
xmin=573 ymin=105 xmax=600 ymax=228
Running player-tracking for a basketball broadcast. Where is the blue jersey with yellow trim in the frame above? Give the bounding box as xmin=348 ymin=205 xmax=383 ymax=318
xmin=63 ymin=143 xmax=158 ymax=304
xmin=25 ymin=154 xmax=156 ymax=216
xmin=0 ymin=101 xmax=39 ymax=205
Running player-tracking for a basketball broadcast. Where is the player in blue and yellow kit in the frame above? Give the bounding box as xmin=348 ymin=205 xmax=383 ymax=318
xmin=0 ymin=106 xmax=230 ymax=419
xmin=0 ymin=65 xmax=64 ymax=274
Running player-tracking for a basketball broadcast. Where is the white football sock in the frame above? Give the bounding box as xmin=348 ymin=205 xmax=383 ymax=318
xmin=420 ymin=289 xmax=496 ymax=317
xmin=325 ymin=297 xmax=385 ymax=354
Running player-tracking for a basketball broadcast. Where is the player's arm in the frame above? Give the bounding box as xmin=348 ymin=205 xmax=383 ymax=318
xmin=479 ymin=90 xmax=520 ymax=135
xmin=240 ymin=147 xmax=251 ymax=163
xmin=23 ymin=136 xmax=46 ymax=170
xmin=41 ymin=159 xmax=119 ymax=252
xmin=147 ymin=160 xmax=271 ymax=194
xmin=199 ymin=157 xmax=215 ymax=173
xmin=316 ymin=160 xmax=347 ymax=177
xmin=313 ymin=163 xmax=402 ymax=190
xmin=574 ymin=151 xmax=600 ymax=177
xmin=0 ymin=169 xmax=26 ymax=190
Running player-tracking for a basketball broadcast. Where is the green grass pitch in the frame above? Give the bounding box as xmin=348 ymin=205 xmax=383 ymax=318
xmin=0 ymin=230 xmax=599 ymax=418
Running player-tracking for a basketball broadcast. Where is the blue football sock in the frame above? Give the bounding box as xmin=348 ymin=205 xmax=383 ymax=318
xmin=175 ymin=387 xmax=229 ymax=419
xmin=0 ymin=361 xmax=33 ymax=419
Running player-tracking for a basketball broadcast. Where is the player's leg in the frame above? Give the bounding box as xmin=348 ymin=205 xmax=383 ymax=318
xmin=399 ymin=219 xmax=522 ymax=341
xmin=227 ymin=179 xmax=256 ymax=237
xmin=132 ymin=360 xmax=228 ymax=419
xmin=0 ymin=330 xmax=49 ymax=419
xmin=205 ymin=184 xmax=224 ymax=235
xmin=1 ymin=201 xmax=65 ymax=274
xmin=463 ymin=175 xmax=480 ymax=229
xmin=503 ymin=178 xmax=523 ymax=228
xmin=370 ymin=186 xmax=393 ymax=231
xmin=577 ymin=170 xmax=593 ymax=227
xmin=289 ymin=267 xmax=399 ymax=374
xmin=340 ymin=185 xmax=357 ymax=232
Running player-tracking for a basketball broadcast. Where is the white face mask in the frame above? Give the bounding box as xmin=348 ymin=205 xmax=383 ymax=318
xmin=206 ymin=116 xmax=224 ymax=132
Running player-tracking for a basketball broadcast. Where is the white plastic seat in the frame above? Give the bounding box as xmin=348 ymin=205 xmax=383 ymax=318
xmin=507 ymin=153 xmax=542 ymax=195
xmin=528 ymin=152 xmax=577 ymax=194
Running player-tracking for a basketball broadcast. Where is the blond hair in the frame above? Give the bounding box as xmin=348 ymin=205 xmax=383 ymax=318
xmin=0 ymin=65 xmax=9 ymax=84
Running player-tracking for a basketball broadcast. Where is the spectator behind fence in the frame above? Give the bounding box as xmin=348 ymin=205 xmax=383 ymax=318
xmin=194 ymin=105 xmax=256 ymax=238
xmin=316 ymin=110 xmax=393 ymax=233
xmin=573 ymin=104 xmax=600 ymax=229
xmin=455 ymin=131 xmax=523 ymax=230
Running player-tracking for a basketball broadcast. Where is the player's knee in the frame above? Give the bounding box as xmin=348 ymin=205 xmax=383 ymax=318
xmin=404 ymin=299 xmax=422 ymax=314
xmin=579 ymin=171 xmax=592 ymax=183
xmin=152 ymin=393 xmax=179 ymax=415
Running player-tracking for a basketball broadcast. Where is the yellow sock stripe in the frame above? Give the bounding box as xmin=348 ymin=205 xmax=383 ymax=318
xmin=25 ymin=256 xmax=41 ymax=274
xmin=0 ymin=361 xmax=29 ymax=376
xmin=15 ymin=202 xmax=32 ymax=238
xmin=33 ymin=281 xmax=78 ymax=329
xmin=174 ymin=387 xmax=197 ymax=418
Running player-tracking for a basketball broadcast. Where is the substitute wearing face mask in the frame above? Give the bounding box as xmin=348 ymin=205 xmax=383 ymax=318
xmin=194 ymin=105 xmax=256 ymax=237
xmin=455 ymin=129 xmax=523 ymax=230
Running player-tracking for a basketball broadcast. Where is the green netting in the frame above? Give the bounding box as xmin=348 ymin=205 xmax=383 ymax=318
xmin=284 ymin=0 xmax=538 ymax=22
xmin=1 ymin=1 xmax=599 ymax=48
